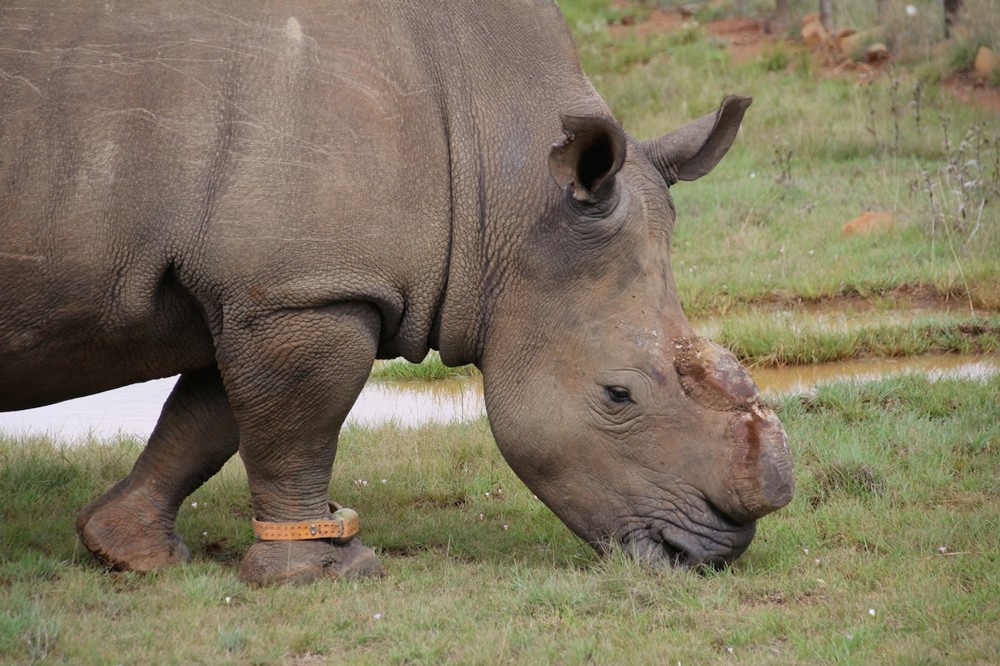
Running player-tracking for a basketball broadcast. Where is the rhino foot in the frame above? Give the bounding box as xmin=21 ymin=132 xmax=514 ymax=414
xmin=238 ymin=538 xmax=384 ymax=586
xmin=76 ymin=490 xmax=190 ymax=572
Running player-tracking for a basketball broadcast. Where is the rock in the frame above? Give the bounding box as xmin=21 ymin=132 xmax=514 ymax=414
xmin=831 ymin=27 xmax=857 ymax=51
xmin=864 ymin=43 xmax=891 ymax=65
xmin=802 ymin=20 xmax=827 ymax=48
xmin=840 ymin=31 xmax=867 ymax=58
xmin=842 ymin=211 xmax=893 ymax=236
xmin=974 ymin=46 xmax=999 ymax=79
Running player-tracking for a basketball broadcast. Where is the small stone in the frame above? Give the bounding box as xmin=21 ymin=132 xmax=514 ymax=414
xmin=842 ymin=211 xmax=893 ymax=236
xmin=864 ymin=43 xmax=891 ymax=66
xmin=840 ymin=31 xmax=868 ymax=58
xmin=974 ymin=47 xmax=999 ymax=79
xmin=831 ymin=26 xmax=857 ymax=47
xmin=802 ymin=20 xmax=827 ymax=48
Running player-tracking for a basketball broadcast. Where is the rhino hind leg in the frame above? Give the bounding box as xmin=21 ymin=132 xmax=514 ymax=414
xmin=77 ymin=367 xmax=239 ymax=571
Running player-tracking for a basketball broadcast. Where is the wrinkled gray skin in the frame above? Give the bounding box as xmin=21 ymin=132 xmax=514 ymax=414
xmin=0 ymin=1 xmax=793 ymax=585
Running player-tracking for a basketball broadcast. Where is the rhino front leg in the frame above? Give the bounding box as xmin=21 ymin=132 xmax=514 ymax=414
xmin=77 ymin=367 xmax=238 ymax=571
xmin=218 ymin=302 xmax=385 ymax=585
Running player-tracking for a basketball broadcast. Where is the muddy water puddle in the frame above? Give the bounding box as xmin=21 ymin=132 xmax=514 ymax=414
xmin=1 ymin=355 xmax=996 ymax=442
xmin=751 ymin=354 xmax=998 ymax=396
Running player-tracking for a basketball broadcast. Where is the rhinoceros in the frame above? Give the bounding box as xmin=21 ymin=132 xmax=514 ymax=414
xmin=0 ymin=1 xmax=793 ymax=585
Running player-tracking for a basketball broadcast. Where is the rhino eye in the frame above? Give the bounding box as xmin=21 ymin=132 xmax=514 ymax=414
xmin=605 ymin=386 xmax=633 ymax=404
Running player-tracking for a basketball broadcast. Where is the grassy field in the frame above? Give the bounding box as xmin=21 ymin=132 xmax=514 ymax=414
xmin=2 ymin=374 xmax=998 ymax=664
xmin=2 ymin=0 xmax=999 ymax=664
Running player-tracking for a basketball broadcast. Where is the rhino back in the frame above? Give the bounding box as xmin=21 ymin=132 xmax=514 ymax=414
xmin=0 ymin=1 xmax=599 ymax=408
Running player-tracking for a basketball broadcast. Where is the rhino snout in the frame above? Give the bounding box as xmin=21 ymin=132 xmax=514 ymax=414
xmin=673 ymin=337 xmax=794 ymax=523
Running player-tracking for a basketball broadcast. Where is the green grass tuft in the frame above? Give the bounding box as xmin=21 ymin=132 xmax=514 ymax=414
xmin=370 ymin=351 xmax=478 ymax=381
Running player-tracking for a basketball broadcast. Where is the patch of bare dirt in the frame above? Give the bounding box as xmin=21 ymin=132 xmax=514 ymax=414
xmin=705 ymin=17 xmax=774 ymax=63
xmin=942 ymin=73 xmax=1000 ymax=115
xmin=609 ymin=7 xmax=775 ymax=63
xmin=736 ymin=284 xmax=996 ymax=316
xmin=608 ymin=6 xmax=685 ymax=40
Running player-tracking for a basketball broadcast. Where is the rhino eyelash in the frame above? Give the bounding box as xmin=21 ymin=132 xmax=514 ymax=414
xmin=605 ymin=386 xmax=634 ymax=404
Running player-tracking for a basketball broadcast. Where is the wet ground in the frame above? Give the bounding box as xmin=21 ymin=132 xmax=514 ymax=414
xmin=1 ymin=354 xmax=995 ymax=443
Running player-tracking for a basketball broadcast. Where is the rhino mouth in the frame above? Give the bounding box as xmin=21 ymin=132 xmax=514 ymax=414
xmin=614 ymin=499 xmax=756 ymax=568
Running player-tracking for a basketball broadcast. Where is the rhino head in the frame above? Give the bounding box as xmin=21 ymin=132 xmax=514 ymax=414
xmin=457 ymin=96 xmax=793 ymax=567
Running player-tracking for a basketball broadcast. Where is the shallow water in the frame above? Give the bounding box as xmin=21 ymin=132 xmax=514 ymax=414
xmin=1 ymin=355 xmax=996 ymax=443
xmin=750 ymin=354 xmax=999 ymax=396
xmin=0 ymin=376 xmax=486 ymax=444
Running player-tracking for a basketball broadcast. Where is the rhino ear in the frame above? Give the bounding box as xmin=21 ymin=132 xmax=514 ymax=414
xmin=641 ymin=95 xmax=751 ymax=186
xmin=549 ymin=115 xmax=627 ymax=205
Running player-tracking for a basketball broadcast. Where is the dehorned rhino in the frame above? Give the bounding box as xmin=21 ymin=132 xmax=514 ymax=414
xmin=0 ymin=1 xmax=794 ymax=585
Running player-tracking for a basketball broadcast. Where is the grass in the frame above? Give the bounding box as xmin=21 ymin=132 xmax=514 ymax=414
xmin=2 ymin=373 xmax=998 ymax=664
xmin=370 ymin=351 xmax=478 ymax=381
xmin=714 ymin=312 xmax=1000 ymax=366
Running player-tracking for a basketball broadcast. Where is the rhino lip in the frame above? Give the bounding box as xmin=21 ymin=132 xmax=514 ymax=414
xmin=619 ymin=500 xmax=756 ymax=568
